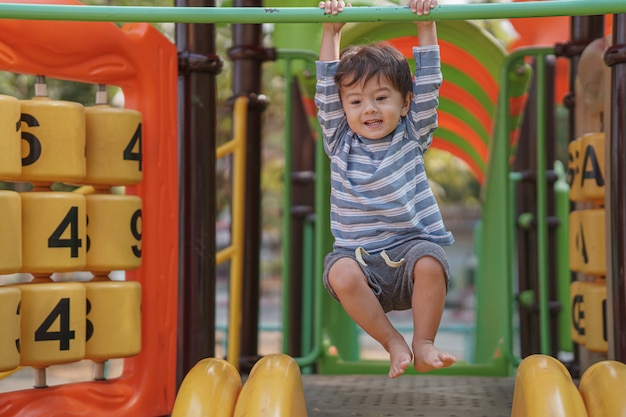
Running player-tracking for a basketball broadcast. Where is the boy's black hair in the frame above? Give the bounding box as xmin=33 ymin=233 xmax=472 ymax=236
xmin=334 ymin=42 xmax=412 ymax=98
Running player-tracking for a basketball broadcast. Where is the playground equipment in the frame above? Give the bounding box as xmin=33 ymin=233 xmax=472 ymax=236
xmin=511 ymin=354 xmax=626 ymax=417
xmin=0 ymin=1 xmax=625 ymax=416
xmin=0 ymin=1 xmax=178 ymax=415
xmin=172 ymin=354 xmax=307 ymax=417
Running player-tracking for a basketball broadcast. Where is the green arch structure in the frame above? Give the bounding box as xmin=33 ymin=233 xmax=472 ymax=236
xmin=269 ymin=1 xmax=517 ymax=181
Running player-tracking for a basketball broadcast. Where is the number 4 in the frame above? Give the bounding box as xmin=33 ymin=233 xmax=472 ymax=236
xmin=48 ymin=206 xmax=83 ymax=258
xmin=34 ymin=298 xmax=75 ymax=351
xmin=123 ymin=123 xmax=142 ymax=171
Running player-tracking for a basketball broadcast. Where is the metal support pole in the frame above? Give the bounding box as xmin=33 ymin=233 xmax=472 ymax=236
xmin=229 ymin=0 xmax=271 ymax=372
xmin=605 ymin=13 xmax=626 ymax=362
xmin=175 ymin=0 xmax=220 ymax=387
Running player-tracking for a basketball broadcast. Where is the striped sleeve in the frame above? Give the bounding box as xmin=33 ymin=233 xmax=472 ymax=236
xmin=409 ymin=45 xmax=442 ymax=152
xmin=314 ymin=60 xmax=346 ymax=155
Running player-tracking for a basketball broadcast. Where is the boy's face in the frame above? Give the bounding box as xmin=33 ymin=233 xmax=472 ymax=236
xmin=339 ymin=75 xmax=411 ymax=140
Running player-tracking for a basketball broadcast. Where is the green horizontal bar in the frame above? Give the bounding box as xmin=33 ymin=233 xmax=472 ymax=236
xmin=0 ymin=1 xmax=623 ymax=24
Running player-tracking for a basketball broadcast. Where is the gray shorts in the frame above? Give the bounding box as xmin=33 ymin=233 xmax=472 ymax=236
xmin=323 ymin=239 xmax=450 ymax=313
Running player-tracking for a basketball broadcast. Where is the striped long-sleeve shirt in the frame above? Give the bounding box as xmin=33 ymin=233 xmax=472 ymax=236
xmin=315 ymin=45 xmax=454 ymax=252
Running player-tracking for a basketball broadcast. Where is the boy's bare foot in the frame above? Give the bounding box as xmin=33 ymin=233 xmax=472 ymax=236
xmin=412 ymin=340 xmax=456 ymax=372
xmin=385 ymin=338 xmax=413 ymax=378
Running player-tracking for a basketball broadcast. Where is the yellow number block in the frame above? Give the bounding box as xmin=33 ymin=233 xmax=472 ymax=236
xmin=569 ymin=280 xmax=607 ymax=352
xmin=583 ymin=280 xmax=607 ymax=353
xmin=84 ymin=279 xmax=141 ymax=362
xmin=85 ymin=194 xmax=142 ymax=273
xmin=0 ymin=286 xmax=20 ymax=372
xmin=85 ymin=105 xmax=143 ymax=186
xmin=568 ymin=210 xmax=583 ymax=273
xmin=570 ymin=280 xmax=586 ymax=345
xmin=569 ymin=208 xmax=605 ymax=276
xmin=19 ymin=97 xmax=85 ymax=184
xmin=567 ymin=138 xmax=584 ymax=202
xmin=0 ymin=94 xmax=21 ymax=179
xmin=580 ymin=133 xmax=605 ymax=204
xmin=0 ymin=190 xmax=21 ymax=274
xmin=15 ymin=279 xmax=86 ymax=367
xmin=20 ymin=192 xmax=86 ymax=274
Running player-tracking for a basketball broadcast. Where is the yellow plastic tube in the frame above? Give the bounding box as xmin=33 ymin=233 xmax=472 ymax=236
xmin=233 ymin=354 xmax=308 ymax=417
xmin=579 ymin=360 xmax=626 ymax=417
xmin=511 ymin=354 xmax=588 ymax=417
xmin=171 ymin=358 xmax=242 ymax=417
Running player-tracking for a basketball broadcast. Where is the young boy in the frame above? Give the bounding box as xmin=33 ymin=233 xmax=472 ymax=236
xmin=315 ymin=0 xmax=456 ymax=378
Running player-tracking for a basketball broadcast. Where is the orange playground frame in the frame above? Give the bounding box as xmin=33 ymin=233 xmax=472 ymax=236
xmin=0 ymin=0 xmax=179 ymax=415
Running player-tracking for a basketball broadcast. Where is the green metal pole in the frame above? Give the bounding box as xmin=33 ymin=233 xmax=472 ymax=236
xmin=474 ymin=49 xmax=527 ymax=368
xmin=301 ymin=217 xmax=313 ymax=358
xmin=277 ymin=49 xmax=325 ymax=371
xmin=497 ymin=47 xmax=553 ymax=362
xmin=534 ymin=52 xmax=550 ymax=355
xmin=295 ymin=125 xmax=329 ymax=368
xmin=281 ymin=55 xmax=293 ymax=355
xmin=0 ymin=2 xmax=625 ymax=23
xmin=508 ymin=171 xmax=523 ymax=367
xmin=553 ymin=160 xmax=572 ymax=353
xmin=297 ymin=216 xmax=317 ymax=372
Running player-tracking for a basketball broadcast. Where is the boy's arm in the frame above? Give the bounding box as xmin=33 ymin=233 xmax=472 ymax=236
xmin=409 ymin=0 xmax=441 ymax=150
xmin=319 ymin=26 xmax=342 ymax=62
xmin=410 ymin=0 xmax=438 ymax=46
xmin=416 ymin=21 xmax=437 ymax=47
xmin=318 ymin=0 xmax=349 ymax=61
xmin=316 ymin=1 xmax=350 ymax=153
